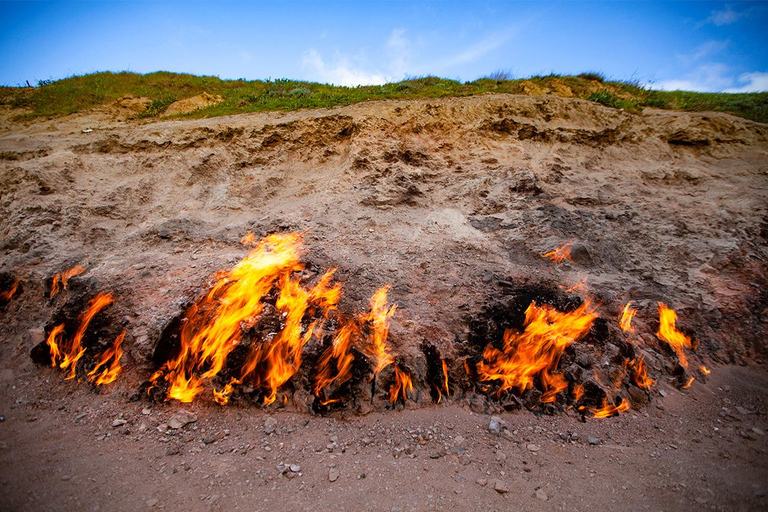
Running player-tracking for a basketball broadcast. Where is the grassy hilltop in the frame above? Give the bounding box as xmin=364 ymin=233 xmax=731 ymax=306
xmin=1 ymin=70 xmax=766 ymax=123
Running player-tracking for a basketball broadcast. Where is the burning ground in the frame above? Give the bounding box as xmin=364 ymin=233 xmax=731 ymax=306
xmin=0 ymin=94 xmax=767 ymax=511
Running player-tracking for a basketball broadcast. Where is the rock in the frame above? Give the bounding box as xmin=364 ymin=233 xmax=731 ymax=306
xmin=489 ymin=416 xmax=501 ymax=436
xmin=527 ymin=443 xmax=540 ymax=452
xmin=494 ymin=450 xmax=507 ymax=461
xmin=141 ymin=408 xmax=151 ymax=415
xmin=535 ymin=488 xmax=549 ymax=501
xmin=328 ymin=468 xmax=340 ymax=482
xmin=168 ymin=410 xmax=197 ymax=429
xmin=429 ymin=449 xmax=446 ymax=459
xmin=493 ymin=479 xmax=509 ymax=494
xmin=28 ymin=328 xmax=45 ymax=346
xmin=264 ymin=417 xmax=278 ymax=434
xmin=165 ymin=446 xmax=180 ymax=456
xmin=146 ymin=498 xmax=159 ymax=507
xmin=112 ymin=419 xmax=127 ymax=427
xmin=476 ymin=478 xmax=488 ymax=487
xmin=588 ymin=436 xmax=599 ymax=445
xmin=289 ymin=464 xmax=301 ymax=473
xmin=501 ymin=429 xmax=514 ymax=441
xmin=752 ymin=427 xmax=765 ymax=436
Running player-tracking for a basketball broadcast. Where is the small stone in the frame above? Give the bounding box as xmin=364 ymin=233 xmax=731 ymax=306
xmin=752 ymin=427 xmax=765 ymax=436
xmin=165 ymin=446 xmax=180 ymax=456
xmin=328 ymin=468 xmax=340 ymax=482
xmin=61 ymin=475 xmax=71 ymax=481
xmin=494 ymin=450 xmax=507 ymax=461
xmin=535 ymin=488 xmax=548 ymax=501
xmin=527 ymin=443 xmax=540 ymax=452
xmin=168 ymin=410 xmax=197 ymax=430
xmin=588 ymin=436 xmax=600 ymax=445
xmin=489 ymin=416 xmax=501 ymax=436
xmin=493 ymin=479 xmax=509 ymax=494
xmin=476 ymin=478 xmax=488 ymax=487
xmin=146 ymin=498 xmax=158 ymax=507
xmin=429 ymin=449 xmax=446 ymax=459
xmin=112 ymin=419 xmax=127 ymax=427
xmin=659 ymin=389 xmax=667 ymax=397
xmin=289 ymin=464 xmax=301 ymax=473
xmin=501 ymin=429 xmax=514 ymax=441
xmin=142 ymin=408 xmax=151 ymax=415
xmin=264 ymin=417 xmax=278 ymax=434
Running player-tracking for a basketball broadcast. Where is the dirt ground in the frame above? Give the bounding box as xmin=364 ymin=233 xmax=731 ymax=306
xmin=0 ymin=93 xmax=767 ymax=511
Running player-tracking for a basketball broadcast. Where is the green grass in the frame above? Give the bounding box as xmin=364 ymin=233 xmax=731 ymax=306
xmin=1 ymin=70 xmax=766 ymax=123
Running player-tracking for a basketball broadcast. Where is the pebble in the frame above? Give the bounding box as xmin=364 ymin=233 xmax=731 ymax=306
xmin=489 ymin=416 xmax=501 ymax=436
xmin=290 ymin=464 xmax=301 ymax=473
xmin=535 ymin=488 xmax=549 ymax=501
xmin=493 ymin=479 xmax=509 ymax=494
xmin=165 ymin=446 xmax=180 ymax=456
xmin=146 ymin=498 xmax=158 ymax=507
xmin=476 ymin=478 xmax=488 ymax=487
xmin=168 ymin=410 xmax=197 ymax=430
xmin=264 ymin=417 xmax=278 ymax=434
xmin=112 ymin=419 xmax=127 ymax=427
xmin=142 ymin=408 xmax=151 ymax=415
xmin=527 ymin=443 xmax=540 ymax=452
xmin=752 ymin=427 xmax=765 ymax=436
xmin=328 ymin=468 xmax=340 ymax=482
xmin=588 ymin=436 xmax=600 ymax=445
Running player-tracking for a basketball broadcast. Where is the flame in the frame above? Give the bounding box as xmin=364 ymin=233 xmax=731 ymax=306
xmin=240 ymin=232 xmax=258 ymax=246
xmin=153 ymin=232 xmax=321 ymax=403
xmin=619 ymin=301 xmax=636 ymax=333
xmin=477 ymin=300 xmax=597 ymax=402
xmin=700 ymin=365 xmax=710 ymax=375
xmin=541 ymin=243 xmax=572 ymax=263
xmin=0 ymin=279 xmax=19 ymax=302
xmin=87 ymin=329 xmax=125 ymax=385
xmin=313 ymin=286 xmax=397 ymax=404
xmin=441 ymin=359 xmax=450 ymax=396
xmin=656 ymin=303 xmax=694 ymax=368
xmin=682 ymin=376 xmax=695 ymax=389
xmin=572 ymin=383 xmax=584 ymax=402
xmin=46 ymin=324 xmax=66 ymax=366
xmin=627 ymin=356 xmax=655 ymax=391
xmin=589 ymin=397 xmax=630 ymax=418
xmin=389 ymin=366 xmax=413 ymax=404
xmin=50 ymin=265 xmax=85 ymax=298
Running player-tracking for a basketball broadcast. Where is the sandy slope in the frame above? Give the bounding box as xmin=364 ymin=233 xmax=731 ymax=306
xmin=0 ymin=94 xmax=767 ymax=511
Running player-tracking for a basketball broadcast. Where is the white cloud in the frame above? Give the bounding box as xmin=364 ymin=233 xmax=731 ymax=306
xmin=677 ymin=40 xmax=729 ymax=65
xmin=301 ymin=48 xmax=387 ymax=86
xmin=301 ymin=28 xmax=414 ymax=86
xmin=441 ymin=30 xmax=513 ymax=68
xmin=697 ymin=4 xmax=749 ymax=27
xmin=653 ymin=64 xmax=768 ymax=93
xmin=724 ymin=72 xmax=768 ymax=92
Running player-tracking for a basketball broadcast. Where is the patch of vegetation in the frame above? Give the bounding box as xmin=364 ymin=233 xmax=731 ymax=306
xmin=1 ymin=70 xmax=766 ymax=123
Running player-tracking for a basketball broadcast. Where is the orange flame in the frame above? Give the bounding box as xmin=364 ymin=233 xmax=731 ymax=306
xmin=572 ymin=383 xmax=584 ymax=402
xmin=619 ymin=301 xmax=636 ymax=333
xmin=656 ymin=303 xmax=693 ymax=368
xmin=46 ymin=292 xmax=115 ymax=380
xmin=50 ymin=265 xmax=85 ymax=298
xmin=389 ymin=366 xmax=413 ymax=404
xmin=627 ymin=356 xmax=655 ymax=391
xmin=700 ymin=365 xmax=710 ymax=375
xmin=441 ymin=359 xmax=450 ymax=396
xmin=682 ymin=376 xmax=695 ymax=389
xmin=589 ymin=397 xmax=630 ymax=418
xmin=87 ymin=329 xmax=125 ymax=385
xmin=477 ymin=300 xmax=597 ymax=402
xmin=541 ymin=243 xmax=572 ymax=263
xmin=0 ymin=279 xmax=19 ymax=302
xmin=312 ymin=286 xmax=397 ymax=404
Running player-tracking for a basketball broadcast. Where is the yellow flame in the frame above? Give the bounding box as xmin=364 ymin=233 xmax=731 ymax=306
xmin=656 ymin=303 xmax=694 ymax=368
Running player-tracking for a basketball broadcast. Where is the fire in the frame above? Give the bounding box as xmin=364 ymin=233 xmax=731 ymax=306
xmin=627 ymin=356 xmax=654 ymax=391
xmin=700 ymin=365 xmax=710 ymax=375
xmin=572 ymin=383 xmax=584 ymax=402
xmin=656 ymin=303 xmax=694 ymax=368
xmin=87 ymin=330 xmax=125 ymax=385
xmin=0 ymin=279 xmax=19 ymax=302
xmin=389 ymin=366 xmax=413 ymax=404
xmin=619 ymin=301 xmax=636 ymax=333
xmin=50 ymin=265 xmax=85 ymax=298
xmin=441 ymin=359 xmax=450 ymax=396
xmin=477 ymin=300 xmax=597 ymax=402
xmin=541 ymin=243 xmax=572 ymax=263
xmin=151 ymin=232 xmax=399 ymax=406
xmin=589 ymin=397 xmax=630 ymax=418
xmin=46 ymin=292 xmax=115 ymax=380
xmin=313 ymin=286 xmax=398 ymax=405
xmin=682 ymin=376 xmax=695 ymax=389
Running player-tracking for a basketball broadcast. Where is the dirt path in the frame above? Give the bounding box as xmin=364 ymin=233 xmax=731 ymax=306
xmin=1 ymin=94 xmax=767 ymax=511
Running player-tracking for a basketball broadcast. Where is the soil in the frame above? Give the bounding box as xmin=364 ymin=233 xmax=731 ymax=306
xmin=0 ymin=93 xmax=767 ymax=511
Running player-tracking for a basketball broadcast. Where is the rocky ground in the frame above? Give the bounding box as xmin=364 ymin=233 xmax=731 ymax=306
xmin=0 ymin=93 xmax=767 ymax=511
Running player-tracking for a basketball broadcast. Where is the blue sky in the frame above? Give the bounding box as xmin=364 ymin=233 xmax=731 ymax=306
xmin=1 ymin=1 xmax=766 ymax=91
